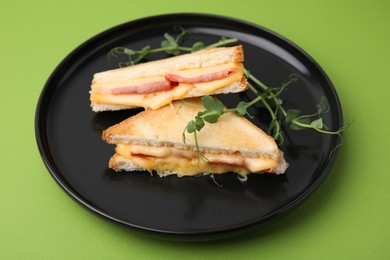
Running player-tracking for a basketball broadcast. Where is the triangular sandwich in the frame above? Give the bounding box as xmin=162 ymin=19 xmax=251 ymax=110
xmin=90 ymin=46 xmax=247 ymax=111
xmin=102 ymin=98 xmax=288 ymax=177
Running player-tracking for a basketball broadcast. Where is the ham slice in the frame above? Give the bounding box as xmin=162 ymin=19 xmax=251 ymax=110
xmin=110 ymin=81 xmax=178 ymax=95
xmin=164 ymin=69 xmax=235 ymax=84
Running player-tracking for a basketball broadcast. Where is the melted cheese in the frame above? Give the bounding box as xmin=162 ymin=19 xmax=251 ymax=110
xmin=115 ymin=144 xmax=277 ymax=176
xmin=90 ymin=62 xmax=244 ymax=109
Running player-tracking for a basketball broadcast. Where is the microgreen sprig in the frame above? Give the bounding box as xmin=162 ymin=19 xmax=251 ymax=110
xmin=108 ymin=26 xmax=238 ymax=67
xmin=244 ymin=70 xmax=344 ymax=138
xmin=244 ymin=69 xmax=298 ymax=143
xmin=181 ymin=96 xmax=226 ymax=162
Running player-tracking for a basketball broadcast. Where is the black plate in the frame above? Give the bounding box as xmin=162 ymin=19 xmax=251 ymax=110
xmin=35 ymin=13 xmax=343 ymax=241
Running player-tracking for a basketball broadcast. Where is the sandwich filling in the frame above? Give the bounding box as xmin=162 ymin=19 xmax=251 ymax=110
xmin=90 ymin=62 xmax=244 ymax=110
xmin=114 ymin=144 xmax=279 ymax=177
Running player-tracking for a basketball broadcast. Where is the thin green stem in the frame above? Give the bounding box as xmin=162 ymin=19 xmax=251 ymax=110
xmin=279 ymin=105 xmax=288 ymax=117
xmin=245 ymin=70 xmax=269 ymax=91
xmin=199 ymin=110 xmax=221 ymax=119
xmin=193 ymin=130 xmax=201 ymax=162
xmin=261 ymin=99 xmax=281 ymax=139
xmin=248 ymin=83 xmax=259 ymax=94
xmin=148 ymin=46 xmax=193 ymax=53
xmin=246 ymin=92 xmax=264 ymax=107
xmin=193 ymin=130 xmax=208 ymax=163
xmin=205 ymin=38 xmax=238 ymax=49
xmin=224 ymin=108 xmax=237 ymax=113
xmin=291 ymin=120 xmax=343 ymax=135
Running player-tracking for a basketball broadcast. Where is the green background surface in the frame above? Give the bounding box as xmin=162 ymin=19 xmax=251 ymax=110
xmin=1 ymin=0 xmax=389 ymax=259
